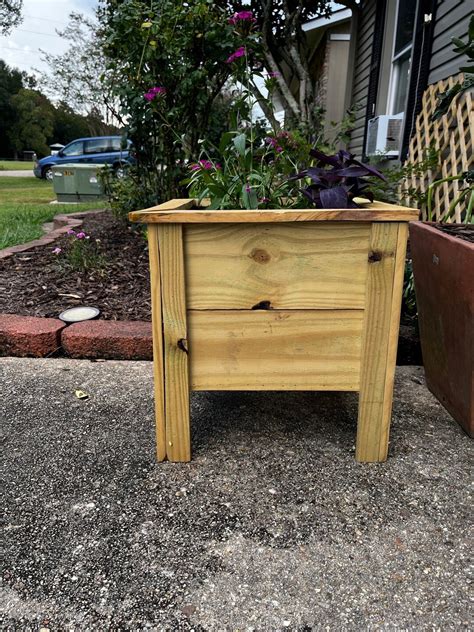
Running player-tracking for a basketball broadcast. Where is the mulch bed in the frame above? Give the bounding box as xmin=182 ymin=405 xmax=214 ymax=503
xmin=0 ymin=212 xmax=152 ymax=321
xmin=434 ymin=223 xmax=474 ymax=243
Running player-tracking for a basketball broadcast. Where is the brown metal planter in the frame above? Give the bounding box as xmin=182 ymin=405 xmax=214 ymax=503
xmin=130 ymin=200 xmax=418 ymax=462
xmin=410 ymin=222 xmax=474 ymax=437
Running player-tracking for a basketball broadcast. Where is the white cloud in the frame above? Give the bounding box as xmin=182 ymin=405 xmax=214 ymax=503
xmin=0 ymin=0 xmax=97 ymax=77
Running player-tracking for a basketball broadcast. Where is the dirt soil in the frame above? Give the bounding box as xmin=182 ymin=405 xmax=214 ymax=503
xmin=434 ymin=223 xmax=474 ymax=243
xmin=0 ymin=212 xmax=152 ymax=321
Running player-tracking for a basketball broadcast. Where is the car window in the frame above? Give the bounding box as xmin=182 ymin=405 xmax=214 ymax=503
xmin=62 ymin=141 xmax=84 ymax=156
xmin=85 ymin=139 xmax=111 ymax=154
xmin=110 ymin=138 xmax=122 ymax=151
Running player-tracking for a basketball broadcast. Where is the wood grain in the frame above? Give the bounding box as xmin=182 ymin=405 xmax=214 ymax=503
xmin=147 ymin=225 xmax=166 ymax=461
xmin=158 ymin=224 xmax=191 ymax=462
xmin=184 ymin=223 xmax=370 ymax=309
xmin=356 ymin=222 xmax=407 ymax=463
xmin=129 ymin=200 xmax=419 ymax=224
xmin=187 ymin=309 xmax=363 ymax=391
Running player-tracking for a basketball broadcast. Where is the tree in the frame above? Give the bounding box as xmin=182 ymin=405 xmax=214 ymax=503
xmin=52 ymin=102 xmax=90 ymax=144
xmin=9 ymin=89 xmax=55 ymax=157
xmin=39 ymin=12 xmax=117 ymax=130
xmin=0 ymin=61 xmax=23 ymax=157
xmin=0 ymin=0 xmax=23 ymax=35
xmin=217 ymin=0 xmax=358 ymax=133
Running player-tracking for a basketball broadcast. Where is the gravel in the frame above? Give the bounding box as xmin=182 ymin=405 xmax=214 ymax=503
xmin=1 ymin=358 xmax=471 ymax=630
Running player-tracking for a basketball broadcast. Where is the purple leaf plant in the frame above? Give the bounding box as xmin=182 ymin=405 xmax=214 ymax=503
xmin=292 ymin=149 xmax=386 ymax=209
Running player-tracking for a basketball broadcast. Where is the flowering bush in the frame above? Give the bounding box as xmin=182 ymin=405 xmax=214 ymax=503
xmin=100 ymin=2 xmax=373 ymax=212
xmin=184 ymin=9 xmax=383 ymax=210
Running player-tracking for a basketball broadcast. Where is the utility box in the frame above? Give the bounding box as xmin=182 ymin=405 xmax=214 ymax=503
xmin=52 ymin=164 xmax=106 ymax=203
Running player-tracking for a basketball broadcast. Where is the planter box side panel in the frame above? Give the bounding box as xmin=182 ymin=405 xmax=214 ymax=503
xmin=183 ymin=222 xmax=371 ymax=310
xmin=410 ymin=223 xmax=474 ymax=436
xmin=188 ymin=309 xmax=363 ymax=391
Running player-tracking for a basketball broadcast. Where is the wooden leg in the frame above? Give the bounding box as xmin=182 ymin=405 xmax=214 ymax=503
xmin=147 ymin=225 xmax=166 ymax=461
xmin=157 ymin=224 xmax=191 ymax=462
xmin=356 ymin=223 xmax=408 ymax=463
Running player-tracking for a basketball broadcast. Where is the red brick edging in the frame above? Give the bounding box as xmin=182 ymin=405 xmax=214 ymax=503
xmin=0 ymin=314 xmax=152 ymax=360
xmin=0 ymin=209 xmax=105 ymax=260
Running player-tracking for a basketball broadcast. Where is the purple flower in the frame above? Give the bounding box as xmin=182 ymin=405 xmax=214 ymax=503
xmin=76 ymin=231 xmax=87 ymax=239
xmin=226 ymin=46 xmax=246 ymax=64
xmin=144 ymin=86 xmax=166 ymax=102
xmin=228 ymin=11 xmax=256 ymax=25
xmin=190 ymin=160 xmax=218 ymax=171
xmin=67 ymin=229 xmax=76 ymax=235
xmin=52 ymin=247 xmax=62 ymax=254
xmin=245 ymin=184 xmax=251 ymax=193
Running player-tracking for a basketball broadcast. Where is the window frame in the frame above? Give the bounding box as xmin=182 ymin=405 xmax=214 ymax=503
xmin=387 ymin=0 xmax=419 ymax=116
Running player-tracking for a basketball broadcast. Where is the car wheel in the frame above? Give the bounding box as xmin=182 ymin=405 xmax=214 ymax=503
xmin=114 ymin=163 xmax=127 ymax=179
xmin=43 ymin=166 xmax=53 ymax=181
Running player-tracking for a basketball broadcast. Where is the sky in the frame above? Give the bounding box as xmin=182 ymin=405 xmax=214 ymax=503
xmin=0 ymin=0 xmax=98 ymax=77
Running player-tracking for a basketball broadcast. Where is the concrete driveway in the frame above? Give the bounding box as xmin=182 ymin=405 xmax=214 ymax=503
xmin=0 ymin=170 xmax=34 ymax=177
xmin=1 ymin=358 xmax=471 ymax=629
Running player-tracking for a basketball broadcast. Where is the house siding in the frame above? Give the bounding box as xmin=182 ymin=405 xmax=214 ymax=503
xmin=347 ymin=0 xmax=377 ymax=157
xmin=428 ymin=0 xmax=471 ymax=84
xmin=348 ymin=0 xmax=470 ymax=158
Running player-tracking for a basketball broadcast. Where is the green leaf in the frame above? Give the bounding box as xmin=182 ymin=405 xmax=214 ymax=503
xmin=141 ymin=21 xmax=153 ymax=29
xmin=219 ymin=131 xmax=234 ymax=154
xmin=241 ymin=184 xmax=258 ymax=209
xmin=233 ymin=133 xmax=247 ymax=157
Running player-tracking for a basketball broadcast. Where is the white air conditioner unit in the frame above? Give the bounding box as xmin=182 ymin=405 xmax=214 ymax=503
xmin=366 ymin=113 xmax=404 ymax=157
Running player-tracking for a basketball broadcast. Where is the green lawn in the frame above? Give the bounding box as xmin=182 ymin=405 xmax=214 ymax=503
xmin=0 ymin=176 xmax=54 ymax=204
xmin=0 ymin=160 xmax=35 ymax=171
xmin=0 ymin=177 xmax=106 ymax=250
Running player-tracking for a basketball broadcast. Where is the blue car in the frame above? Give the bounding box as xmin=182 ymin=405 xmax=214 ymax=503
xmin=34 ymin=136 xmax=134 ymax=180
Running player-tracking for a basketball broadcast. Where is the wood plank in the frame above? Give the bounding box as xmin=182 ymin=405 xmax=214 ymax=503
xmin=187 ymin=309 xmax=363 ymax=391
xmin=184 ymin=223 xmax=371 ymax=309
xmin=356 ymin=222 xmax=406 ymax=463
xmin=158 ymin=224 xmax=191 ymax=462
xmin=129 ymin=200 xmax=419 ymax=224
xmin=147 ymin=225 xmax=166 ymax=461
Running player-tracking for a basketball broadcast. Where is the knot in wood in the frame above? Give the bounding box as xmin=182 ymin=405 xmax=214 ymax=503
xmin=368 ymin=250 xmax=383 ymax=263
xmin=177 ymin=338 xmax=188 ymax=354
xmin=250 ymin=248 xmax=271 ymax=264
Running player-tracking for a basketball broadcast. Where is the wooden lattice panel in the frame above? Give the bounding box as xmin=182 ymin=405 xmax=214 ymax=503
xmin=404 ymin=73 xmax=473 ymax=222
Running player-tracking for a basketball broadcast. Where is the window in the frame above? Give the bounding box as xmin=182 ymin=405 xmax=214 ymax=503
xmin=110 ymin=137 xmax=122 ymax=151
xmin=388 ymin=0 xmax=418 ymax=115
xmin=62 ymin=141 xmax=84 ymax=156
xmin=84 ymin=139 xmax=110 ymax=154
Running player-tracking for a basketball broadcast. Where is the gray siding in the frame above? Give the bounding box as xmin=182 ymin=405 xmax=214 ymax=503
xmin=428 ymin=0 xmax=471 ymax=84
xmin=348 ymin=0 xmax=377 ymax=157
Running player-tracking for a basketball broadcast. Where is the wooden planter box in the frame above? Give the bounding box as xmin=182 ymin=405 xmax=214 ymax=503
xmin=130 ymin=199 xmax=418 ymax=463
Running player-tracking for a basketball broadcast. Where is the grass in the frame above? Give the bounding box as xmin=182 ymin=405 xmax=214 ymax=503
xmin=0 ymin=176 xmax=55 ymax=204
xmin=0 ymin=177 xmax=106 ymax=250
xmin=0 ymin=160 xmax=35 ymax=171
